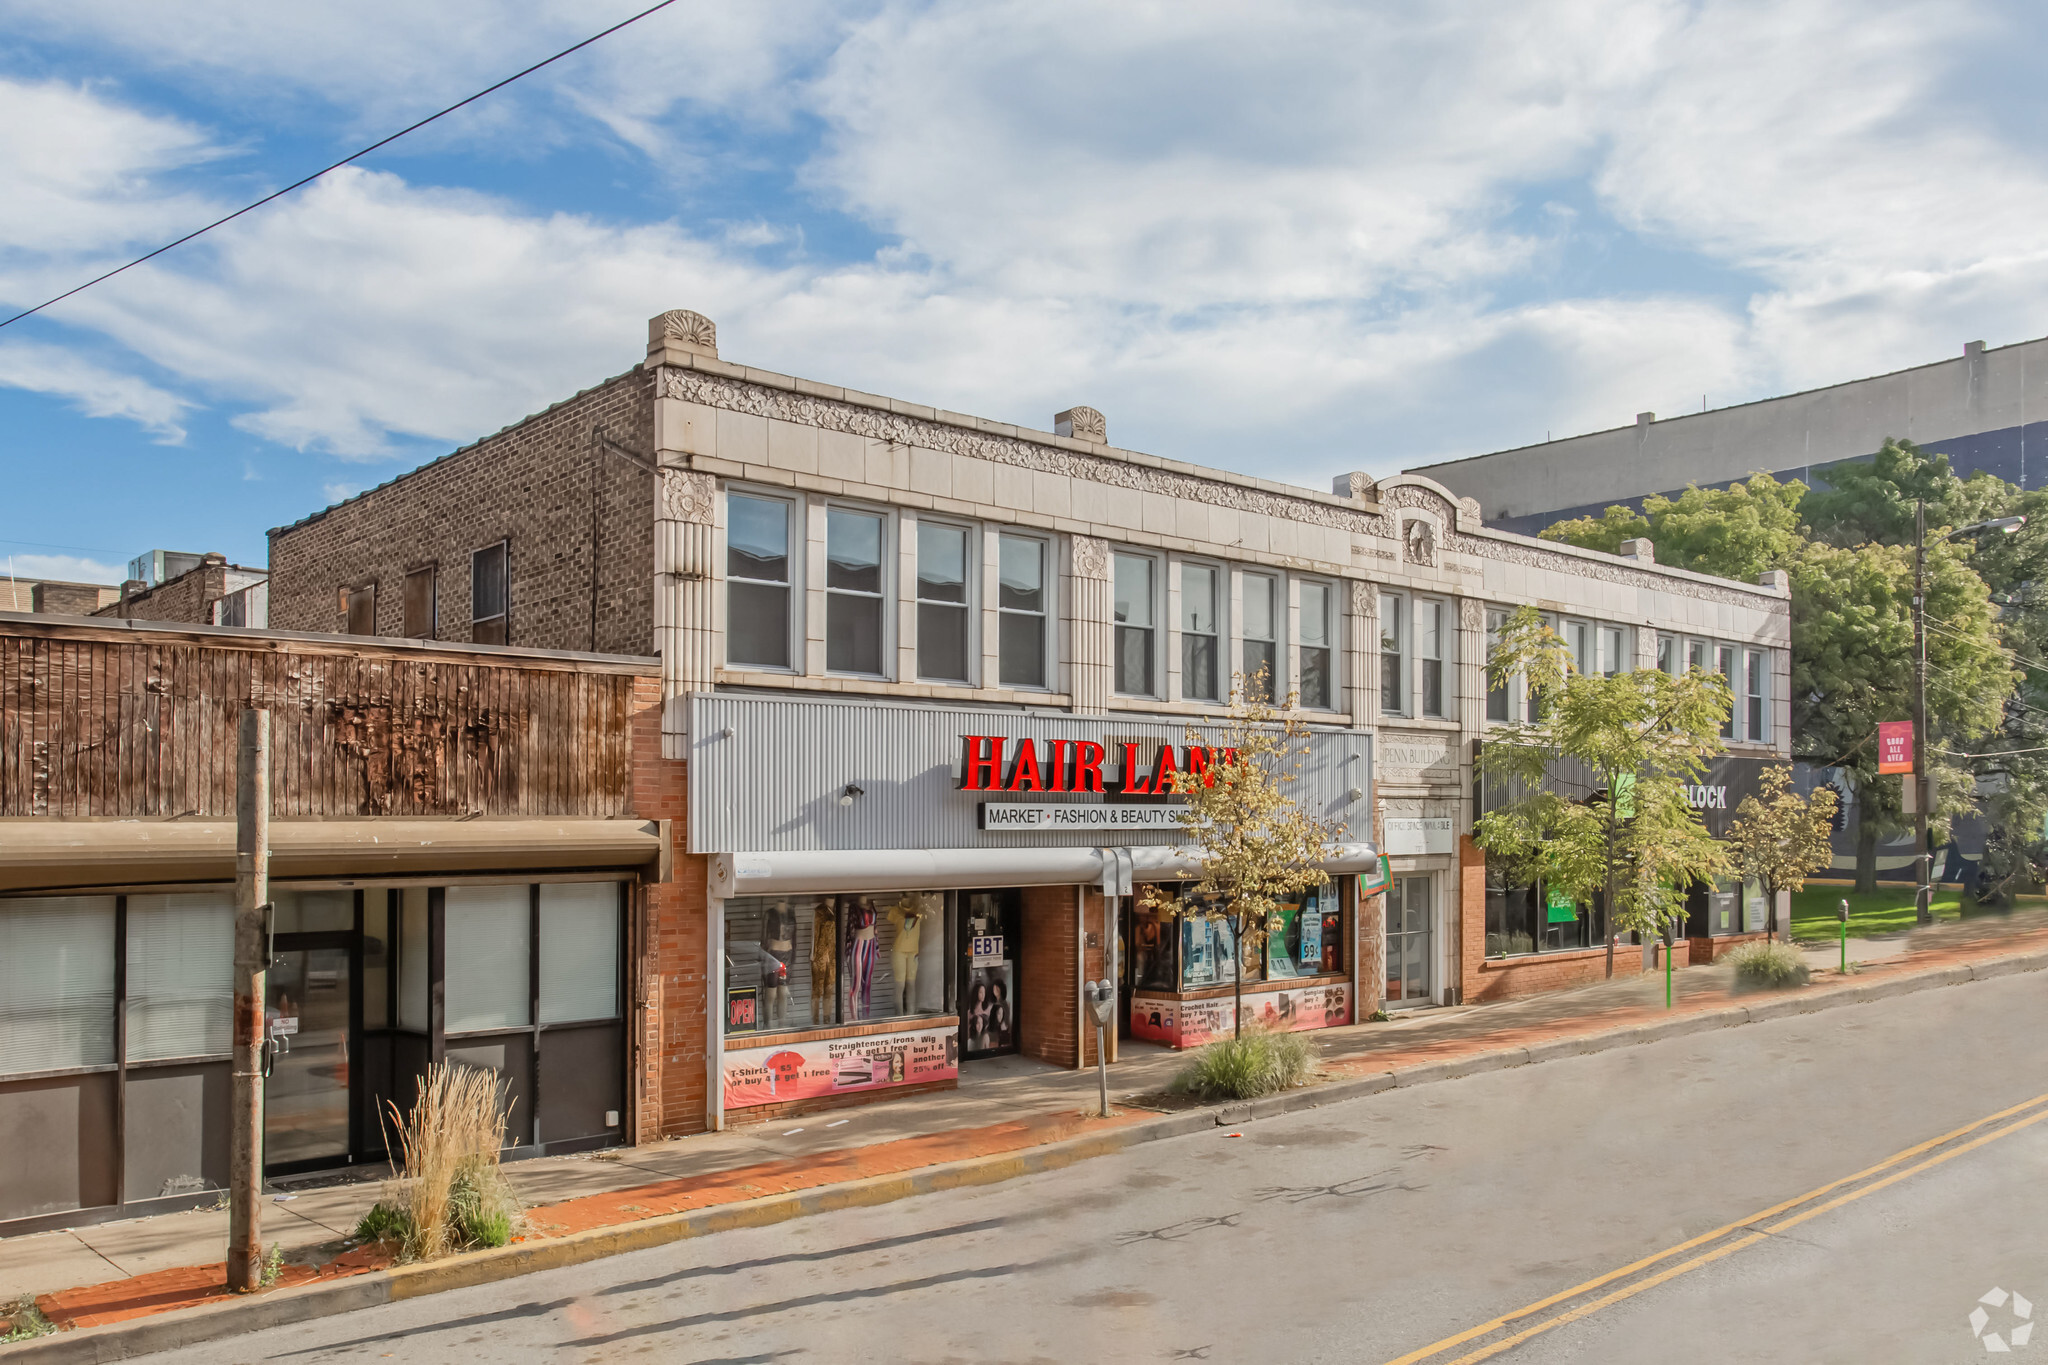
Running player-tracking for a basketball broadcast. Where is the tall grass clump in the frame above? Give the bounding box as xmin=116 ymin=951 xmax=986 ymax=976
xmin=355 ymin=1063 xmax=521 ymax=1260
xmin=1170 ymin=1027 xmax=1320 ymax=1101
xmin=1727 ymin=939 xmax=1810 ymax=991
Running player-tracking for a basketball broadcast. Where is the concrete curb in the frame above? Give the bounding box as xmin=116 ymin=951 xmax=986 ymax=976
xmin=10 ymin=944 xmax=2046 ymax=1362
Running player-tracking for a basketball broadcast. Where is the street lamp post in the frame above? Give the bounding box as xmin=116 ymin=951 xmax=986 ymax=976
xmin=1911 ymin=501 xmax=2026 ymax=924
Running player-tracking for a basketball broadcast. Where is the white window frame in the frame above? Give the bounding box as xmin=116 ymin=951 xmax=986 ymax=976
xmin=1112 ymin=549 xmax=1163 ymax=699
xmin=1562 ymin=618 xmax=1593 ymax=678
xmin=1379 ymin=590 xmax=1409 ymax=717
xmin=1715 ymin=642 xmax=1738 ymax=739
xmin=1657 ymin=633 xmax=1678 ymax=675
xmin=723 ymin=487 xmax=802 ymax=672
xmin=1294 ymin=576 xmax=1339 ymax=712
xmin=1745 ymin=648 xmax=1771 ymax=743
xmin=1238 ymin=569 xmax=1284 ymax=703
xmin=994 ymin=529 xmax=1052 ymax=691
xmin=912 ymin=515 xmax=977 ymax=686
xmin=1484 ymin=606 xmax=1511 ymax=723
xmin=1597 ymin=624 xmax=1629 ymax=678
xmin=1175 ymin=557 xmax=1227 ymax=704
xmin=1416 ymin=594 xmax=1449 ymax=718
xmin=822 ymin=500 xmax=894 ymax=679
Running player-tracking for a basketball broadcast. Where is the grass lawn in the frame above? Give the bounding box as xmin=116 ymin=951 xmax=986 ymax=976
xmin=1789 ymin=881 xmax=2048 ymax=939
xmin=1789 ymin=883 xmax=1961 ymax=940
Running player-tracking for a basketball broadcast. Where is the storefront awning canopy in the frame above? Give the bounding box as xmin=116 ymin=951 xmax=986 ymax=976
xmin=0 ymin=819 xmax=663 ymax=892
xmin=709 ymin=843 xmax=1379 ymax=897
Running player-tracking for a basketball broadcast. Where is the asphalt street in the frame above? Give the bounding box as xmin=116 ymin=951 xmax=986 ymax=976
xmin=141 ymin=971 xmax=2048 ymax=1365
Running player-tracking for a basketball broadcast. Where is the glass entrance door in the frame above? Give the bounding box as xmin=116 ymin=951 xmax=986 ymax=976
xmin=266 ymin=941 xmax=353 ymax=1169
xmin=960 ymin=890 xmax=1020 ymax=1059
xmin=1385 ymin=876 xmax=1435 ymax=1007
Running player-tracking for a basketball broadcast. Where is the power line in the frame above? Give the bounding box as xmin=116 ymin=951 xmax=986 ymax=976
xmin=0 ymin=0 xmax=680 ymax=331
xmin=1923 ymin=616 xmax=2048 ymax=677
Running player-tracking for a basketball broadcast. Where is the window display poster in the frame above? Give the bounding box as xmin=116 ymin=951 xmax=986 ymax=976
xmin=1130 ymin=983 xmax=1351 ymax=1049
xmin=722 ymin=1023 xmax=958 ymax=1109
xmin=962 ymin=965 xmax=1016 ymax=1054
xmin=1299 ymin=907 xmax=1322 ymax=968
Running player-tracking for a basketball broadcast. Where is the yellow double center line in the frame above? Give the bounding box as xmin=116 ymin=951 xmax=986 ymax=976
xmin=1386 ymin=1090 xmax=2048 ymax=1365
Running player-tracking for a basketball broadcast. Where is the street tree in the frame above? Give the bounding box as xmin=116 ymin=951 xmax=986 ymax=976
xmin=1723 ymin=765 xmax=1840 ymax=940
xmin=1475 ymin=606 xmax=1731 ymax=979
xmin=1789 ymin=537 xmax=2012 ymax=892
xmin=1144 ymin=671 xmax=1342 ymax=1038
xmin=1539 ymin=473 xmax=1807 ymax=582
xmin=1802 ymin=438 xmax=2012 ymax=550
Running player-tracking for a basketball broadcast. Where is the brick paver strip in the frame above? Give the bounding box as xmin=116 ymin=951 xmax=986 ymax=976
xmin=21 ymin=914 xmax=2048 ymax=1347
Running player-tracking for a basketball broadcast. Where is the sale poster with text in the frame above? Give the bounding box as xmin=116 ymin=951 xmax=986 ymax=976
xmin=722 ymin=1023 xmax=959 ymax=1109
xmin=1129 ymin=982 xmax=1351 ymax=1048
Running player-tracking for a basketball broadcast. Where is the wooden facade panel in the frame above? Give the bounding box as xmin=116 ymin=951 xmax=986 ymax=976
xmin=0 ymin=629 xmax=644 ymax=820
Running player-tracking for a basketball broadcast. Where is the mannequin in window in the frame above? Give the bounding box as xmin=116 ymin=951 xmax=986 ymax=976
xmin=810 ymin=898 xmax=838 ymax=1025
xmin=760 ymin=900 xmax=796 ymax=1028
xmin=844 ymin=896 xmax=879 ymax=1020
xmin=886 ymin=892 xmax=935 ymax=1014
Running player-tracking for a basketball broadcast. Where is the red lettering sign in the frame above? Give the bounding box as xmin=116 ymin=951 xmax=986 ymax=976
xmin=1007 ymin=737 xmax=1045 ymax=792
xmin=1072 ymin=741 xmax=1105 ymax=793
xmin=1877 ymin=721 xmax=1913 ymax=775
xmin=961 ymin=735 xmax=1005 ymax=790
xmin=1047 ymin=739 xmax=1070 ymax=792
xmin=1117 ymin=742 xmax=1152 ymax=795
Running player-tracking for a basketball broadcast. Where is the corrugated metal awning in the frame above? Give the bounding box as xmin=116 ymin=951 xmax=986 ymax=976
xmin=708 ymin=843 xmax=1378 ymax=897
xmin=0 ymin=819 xmax=661 ymax=892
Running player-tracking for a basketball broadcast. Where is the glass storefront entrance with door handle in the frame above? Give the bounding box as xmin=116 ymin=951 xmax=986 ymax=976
xmin=1385 ymin=875 xmax=1435 ymax=1007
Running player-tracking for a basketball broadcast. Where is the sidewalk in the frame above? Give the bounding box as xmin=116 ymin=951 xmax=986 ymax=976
xmin=8 ymin=907 xmax=2047 ymax=1357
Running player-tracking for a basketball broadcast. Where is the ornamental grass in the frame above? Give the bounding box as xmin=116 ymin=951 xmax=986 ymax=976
xmin=1727 ymin=938 xmax=1811 ymax=991
xmin=355 ymin=1062 xmax=522 ymax=1260
xmin=1170 ymin=1026 xmax=1320 ymax=1101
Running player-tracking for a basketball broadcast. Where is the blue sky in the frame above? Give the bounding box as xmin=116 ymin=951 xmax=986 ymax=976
xmin=3 ymin=0 xmax=2046 ymax=583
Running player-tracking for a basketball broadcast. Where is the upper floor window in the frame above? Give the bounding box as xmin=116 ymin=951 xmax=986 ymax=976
xmin=1485 ymin=608 xmax=1509 ymax=722
xmin=404 ymin=565 xmax=436 ymax=640
xmin=1565 ymin=619 xmax=1592 ymax=677
xmin=471 ymin=540 xmax=507 ymax=646
xmin=1715 ymin=644 xmax=1737 ymax=738
xmin=1380 ymin=591 xmax=1406 ymax=716
xmin=997 ymin=534 xmax=1047 ymax=688
xmin=1242 ymin=572 xmax=1278 ymax=702
xmin=1114 ymin=552 xmax=1157 ymax=697
xmin=1598 ymin=625 xmax=1629 ymax=678
xmin=916 ymin=520 xmax=971 ymax=684
xmin=1299 ymin=581 xmax=1334 ymax=709
xmin=1181 ymin=562 xmax=1221 ymax=702
xmin=344 ymin=581 xmax=376 ymax=638
xmin=826 ymin=507 xmax=887 ymax=676
xmin=727 ymin=493 xmax=791 ymax=669
xmin=1417 ymin=597 xmax=1445 ymax=718
xmin=1745 ymin=649 xmax=1770 ymax=741
xmin=1687 ymin=638 xmax=1708 ymax=674
xmin=1657 ymin=633 xmax=1677 ymax=675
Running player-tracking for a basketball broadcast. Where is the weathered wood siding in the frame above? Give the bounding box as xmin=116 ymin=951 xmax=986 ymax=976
xmin=0 ymin=625 xmax=648 ymax=819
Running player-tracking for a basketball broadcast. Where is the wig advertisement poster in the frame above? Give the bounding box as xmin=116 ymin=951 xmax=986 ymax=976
xmin=722 ymin=1024 xmax=959 ymax=1109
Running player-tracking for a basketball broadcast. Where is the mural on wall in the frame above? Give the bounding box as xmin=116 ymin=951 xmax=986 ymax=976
xmin=1129 ymin=983 xmax=1352 ymax=1049
xmin=721 ymin=1024 xmax=958 ymax=1109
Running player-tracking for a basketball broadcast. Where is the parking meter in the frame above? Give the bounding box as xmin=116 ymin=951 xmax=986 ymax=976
xmin=1838 ymin=898 xmax=1850 ymax=974
xmin=1084 ymin=979 xmax=1114 ymax=1117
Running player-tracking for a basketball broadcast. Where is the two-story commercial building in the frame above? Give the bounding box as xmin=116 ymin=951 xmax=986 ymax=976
xmin=264 ymin=309 xmax=1791 ymax=1131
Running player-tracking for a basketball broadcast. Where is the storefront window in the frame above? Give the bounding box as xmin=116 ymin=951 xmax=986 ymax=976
xmin=724 ymin=891 xmax=951 ymax=1036
xmin=446 ymin=884 xmax=532 ymax=1032
xmin=961 ymin=890 xmax=1017 ymax=1056
xmin=1484 ymin=856 xmax=1605 ymax=955
xmin=0 ymin=896 xmax=115 ymax=1075
xmin=127 ymin=892 xmax=233 ymax=1062
xmin=1128 ymin=901 xmax=1179 ymax=991
xmin=1265 ymin=886 xmax=1343 ymax=979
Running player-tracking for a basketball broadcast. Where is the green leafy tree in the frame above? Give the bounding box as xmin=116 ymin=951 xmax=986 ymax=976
xmin=1788 ymin=537 xmax=2012 ymax=891
xmin=1723 ymin=765 xmax=1840 ymax=939
xmin=1143 ymin=671 xmax=1342 ymax=1037
xmin=1802 ymin=438 xmax=2012 ymax=549
xmin=1539 ymin=473 xmax=1808 ymax=582
xmin=1476 ymin=607 xmax=1731 ymax=978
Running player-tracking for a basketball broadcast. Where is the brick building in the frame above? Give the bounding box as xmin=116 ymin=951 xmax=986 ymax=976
xmin=267 ymin=309 xmax=1790 ymax=1130
xmin=94 ymin=551 xmax=269 ymax=627
xmin=0 ymin=612 xmax=685 ymax=1233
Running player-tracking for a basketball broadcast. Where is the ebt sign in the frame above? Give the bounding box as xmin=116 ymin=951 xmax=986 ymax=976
xmin=958 ymin=735 xmax=1236 ymax=798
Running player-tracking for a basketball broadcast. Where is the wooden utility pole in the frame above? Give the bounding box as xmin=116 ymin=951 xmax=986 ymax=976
xmin=228 ymin=706 xmax=269 ymax=1292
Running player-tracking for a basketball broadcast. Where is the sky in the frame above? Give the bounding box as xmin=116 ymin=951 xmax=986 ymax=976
xmin=3 ymin=0 xmax=2046 ymax=584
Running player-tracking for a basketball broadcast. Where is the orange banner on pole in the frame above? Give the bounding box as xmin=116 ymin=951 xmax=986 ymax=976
xmin=1877 ymin=720 xmax=1914 ymax=774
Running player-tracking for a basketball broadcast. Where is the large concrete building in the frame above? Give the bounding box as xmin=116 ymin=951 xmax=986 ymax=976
xmin=1409 ymin=336 xmax=2048 ymax=535
xmin=257 ymin=309 xmax=1791 ymax=1138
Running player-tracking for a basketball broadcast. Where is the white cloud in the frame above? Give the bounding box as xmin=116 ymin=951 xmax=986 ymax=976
xmin=2 ymin=552 xmax=125 ymax=584
xmin=0 ymin=339 xmax=192 ymax=441
xmin=5 ymin=0 xmax=2048 ymax=495
xmin=320 ymin=481 xmax=362 ymax=505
